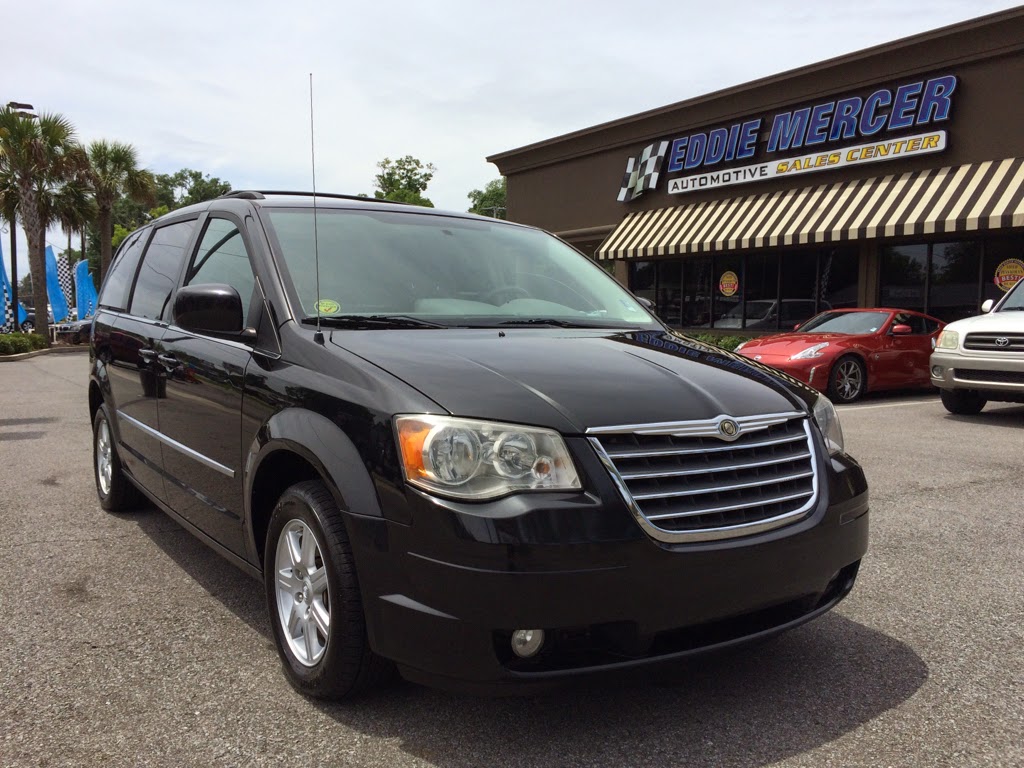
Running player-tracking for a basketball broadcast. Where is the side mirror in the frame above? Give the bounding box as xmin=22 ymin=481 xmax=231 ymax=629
xmin=637 ymin=296 xmax=655 ymax=310
xmin=892 ymin=324 xmax=912 ymax=335
xmin=793 ymin=323 xmax=801 ymax=331
xmin=174 ymin=284 xmax=244 ymax=336
xmin=981 ymin=299 xmax=994 ymax=313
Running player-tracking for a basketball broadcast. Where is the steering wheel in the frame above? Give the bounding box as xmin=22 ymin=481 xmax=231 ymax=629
xmin=483 ymin=285 xmax=530 ymax=305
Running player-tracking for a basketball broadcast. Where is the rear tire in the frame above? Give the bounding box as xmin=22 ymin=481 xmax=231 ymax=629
xmin=264 ymin=480 xmax=392 ymax=700
xmin=828 ymin=355 xmax=866 ymax=403
xmin=92 ymin=405 xmax=144 ymax=512
xmin=940 ymin=389 xmax=987 ymax=415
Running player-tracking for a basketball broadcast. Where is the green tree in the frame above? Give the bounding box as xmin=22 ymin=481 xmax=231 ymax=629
xmin=86 ymin=140 xmax=156 ymax=281
xmin=0 ymin=107 xmax=90 ymax=343
xmin=467 ymin=177 xmax=506 ymax=218
xmin=158 ymin=168 xmax=231 ymax=208
xmin=368 ymin=155 xmax=436 ymax=207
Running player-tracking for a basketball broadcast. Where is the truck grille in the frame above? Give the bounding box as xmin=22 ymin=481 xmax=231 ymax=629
xmin=964 ymin=333 xmax=1024 ymax=352
xmin=588 ymin=412 xmax=818 ymax=543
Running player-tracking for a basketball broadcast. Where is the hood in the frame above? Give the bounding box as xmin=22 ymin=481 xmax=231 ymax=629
xmin=331 ymin=328 xmax=814 ymax=434
xmin=739 ymin=332 xmax=858 ymax=355
xmin=945 ymin=310 xmax=1024 ymax=334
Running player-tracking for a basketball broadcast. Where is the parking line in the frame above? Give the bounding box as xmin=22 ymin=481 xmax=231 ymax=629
xmin=839 ymin=398 xmax=939 ymax=411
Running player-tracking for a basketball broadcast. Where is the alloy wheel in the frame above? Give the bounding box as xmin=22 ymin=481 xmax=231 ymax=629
xmin=274 ymin=520 xmax=331 ymax=667
xmin=835 ymin=360 xmax=864 ymax=401
xmin=96 ymin=419 xmax=113 ymax=496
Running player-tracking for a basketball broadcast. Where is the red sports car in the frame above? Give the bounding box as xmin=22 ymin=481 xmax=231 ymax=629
xmin=734 ymin=308 xmax=945 ymax=403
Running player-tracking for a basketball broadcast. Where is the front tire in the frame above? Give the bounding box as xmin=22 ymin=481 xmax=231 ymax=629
xmin=92 ymin=405 xmax=143 ymax=511
xmin=264 ymin=480 xmax=390 ymax=699
xmin=829 ymin=355 xmax=866 ymax=403
xmin=940 ymin=388 xmax=987 ymax=415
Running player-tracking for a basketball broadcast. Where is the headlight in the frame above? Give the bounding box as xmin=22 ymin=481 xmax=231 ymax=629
xmin=791 ymin=342 xmax=829 ymax=360
xmin=936 ymin=330 xmax=959 ymax=349
xmin=396 ymin=415 xmax=581 ymax=500
xmin=812 ymin=395 xmax=844 ymax=456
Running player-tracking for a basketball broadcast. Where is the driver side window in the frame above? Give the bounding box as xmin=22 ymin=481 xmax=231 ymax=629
xmin=186 ymin=218 xmax=257 ymax=322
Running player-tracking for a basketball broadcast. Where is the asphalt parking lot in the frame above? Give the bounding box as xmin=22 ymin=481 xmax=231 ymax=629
xmin=1 ymin=353 xmax=1022 ymax=767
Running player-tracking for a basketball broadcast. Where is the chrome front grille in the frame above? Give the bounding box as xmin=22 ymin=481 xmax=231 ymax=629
xmin=964 ymin=333 xmax=1024 ymax=352
xmin=589 ymin=412 xmax=818 ymax=543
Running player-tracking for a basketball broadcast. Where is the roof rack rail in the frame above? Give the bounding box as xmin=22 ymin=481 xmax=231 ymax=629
xmin=217 ymin=190 xmax=265 ymax=200
xmin=218 ymin=190 xmax=411 ymax=205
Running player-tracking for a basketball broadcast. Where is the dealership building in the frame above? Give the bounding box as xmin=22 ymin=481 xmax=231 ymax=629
xmin=488 ymin=7 xmax=1024 ymax=331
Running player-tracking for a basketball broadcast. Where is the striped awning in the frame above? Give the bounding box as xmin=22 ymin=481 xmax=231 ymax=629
xmin=597 ymin=157 xmax=1024 ymax=259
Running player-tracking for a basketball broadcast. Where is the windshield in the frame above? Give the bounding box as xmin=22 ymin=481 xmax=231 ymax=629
xmin=797 ymin=310 xmax=890 ymax=334
xmin=996 ymin=278 xmax=1024 ymax=310
xmin=261 ymin=208 xmax=656 ymax=328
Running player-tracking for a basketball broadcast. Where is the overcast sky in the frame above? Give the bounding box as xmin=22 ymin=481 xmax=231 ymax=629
xmin=3 ymin=0 xmax=1020 ymax=282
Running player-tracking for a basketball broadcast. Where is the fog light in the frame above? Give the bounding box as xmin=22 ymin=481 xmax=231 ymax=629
xmin=511 ymin=629 xmax=545 ymax=658
xmin=931 ymin=365 xmax=944 ymax=377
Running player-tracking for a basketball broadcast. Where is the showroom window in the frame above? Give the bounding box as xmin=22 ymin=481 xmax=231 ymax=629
xmin=929 ymin=241 xmax=982 ymax=322
xmin=876 ymin=236 xmax=1022 ymax=322
xmin=683 ymin=256 xmax=712 ymax=327
xmin=626 ymin=246 xmax=861 ymax=330
xmin=879 ymin=244 xmax=927 ymax=313
xmin=741 ymin=252 xmax=781 ymax=331
xmin=656 ymin=261 xmax=682 ymax=325
xmin=819 ymin=248 xmax=860 ymax=309
xmin=712 ymin=254 xmax=743 ymax=329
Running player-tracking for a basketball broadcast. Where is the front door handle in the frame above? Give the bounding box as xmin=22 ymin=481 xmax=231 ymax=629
xmin=138 ymin=348 xmax=157 ymax=363
xmin=157 ymin=354 xmax=180 ymax=372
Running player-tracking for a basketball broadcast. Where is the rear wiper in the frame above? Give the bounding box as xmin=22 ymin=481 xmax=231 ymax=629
xmin=301 ymin=314 xmax=447 ymax=329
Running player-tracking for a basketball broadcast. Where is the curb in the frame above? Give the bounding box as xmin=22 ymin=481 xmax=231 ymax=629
xmin=0 ymin=346 xmax=89 ymax=363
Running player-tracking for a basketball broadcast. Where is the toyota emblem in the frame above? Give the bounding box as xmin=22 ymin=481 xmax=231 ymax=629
xmin=719 ymin=419 xmax=739 ymax=439
xmin=995 ymin=337 xmax=1010 ymax=347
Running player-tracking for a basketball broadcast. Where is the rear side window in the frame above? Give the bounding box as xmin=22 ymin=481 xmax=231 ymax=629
xmin=129 ymin=220 xmax=197 ymax=320
xmin=98 ymin=229 xmax=148 ymax=311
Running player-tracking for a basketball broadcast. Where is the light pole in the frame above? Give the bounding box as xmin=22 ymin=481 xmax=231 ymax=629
xmin=5 ymin=101 xmax=35 ymax=325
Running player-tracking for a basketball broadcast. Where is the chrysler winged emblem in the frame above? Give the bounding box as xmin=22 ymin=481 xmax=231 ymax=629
xmin=719 ymin=419 xmax=740 ymax=440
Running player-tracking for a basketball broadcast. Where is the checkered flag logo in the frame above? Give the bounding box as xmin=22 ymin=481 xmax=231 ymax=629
xmin=56 ymin=252 xmax=74 ymax=310
xmin=617 ymin=141 xmax=670 ymax=203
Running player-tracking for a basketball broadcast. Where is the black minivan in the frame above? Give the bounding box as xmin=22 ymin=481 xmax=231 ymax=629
xmin=89 ymin=191 xmax=868 ymax=698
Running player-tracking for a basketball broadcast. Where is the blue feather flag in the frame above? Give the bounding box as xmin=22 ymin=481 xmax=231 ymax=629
xmin=75 ymin=259 xmax=99 ymax=319
xmin=45 ymin=245 xmax=70 ymax=323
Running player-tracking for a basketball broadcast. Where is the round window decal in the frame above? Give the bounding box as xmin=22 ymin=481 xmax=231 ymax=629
xmin=314 ymin=299 xmax=341 ymax=314
xmin=719 ymin=271 xmax=739 ymax=297
xmin=994 ymin=259 xmax=1024 ymax=292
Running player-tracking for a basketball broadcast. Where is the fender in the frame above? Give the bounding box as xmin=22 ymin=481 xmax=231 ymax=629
xmin=243 ymin=407 xmax=385 ymax=559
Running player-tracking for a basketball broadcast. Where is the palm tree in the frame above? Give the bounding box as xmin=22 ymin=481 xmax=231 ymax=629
xmin=86 ymin=140 xmax=155 ymax=281
xmin=0 ymin=107 xmax=89 ymax=343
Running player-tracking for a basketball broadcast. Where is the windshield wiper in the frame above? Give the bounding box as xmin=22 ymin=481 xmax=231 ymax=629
xmin=301 ymin=314 xmax=447 ymax=329
xmin=496 ymin=318 xmax=593 ymax=328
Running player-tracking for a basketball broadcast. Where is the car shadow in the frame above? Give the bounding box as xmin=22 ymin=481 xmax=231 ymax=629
xmin=311 ymin=617 xmax=927 ymax=768
xmin=132 ymin=508 xmax=927 ymax=768
xmin=942 ymin=402 xmax=1024 ymax=427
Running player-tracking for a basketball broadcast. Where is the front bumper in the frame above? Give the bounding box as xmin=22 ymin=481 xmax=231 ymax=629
xmin=930 ymin=349 xmax=1024 ymax=398
xmin=345 ymin=438 xmax=869 ymax=691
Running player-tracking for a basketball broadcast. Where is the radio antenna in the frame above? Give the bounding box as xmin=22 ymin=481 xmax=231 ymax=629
xmin=309 ymin=72 xmax=324 ymax=344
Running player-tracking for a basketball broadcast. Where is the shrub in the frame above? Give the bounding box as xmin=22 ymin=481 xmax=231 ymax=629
xmin=0 ymin=332 xmax=47 ymax=355
xmin=683 ymin=332 xmax=752 ymax=352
